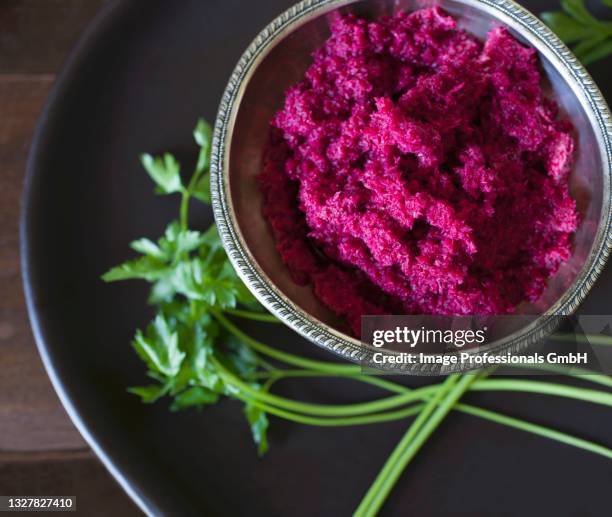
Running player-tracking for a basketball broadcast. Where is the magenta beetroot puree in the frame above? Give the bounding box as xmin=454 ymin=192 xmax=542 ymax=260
xmin=259 ymin=7 xmax=578 ymax=335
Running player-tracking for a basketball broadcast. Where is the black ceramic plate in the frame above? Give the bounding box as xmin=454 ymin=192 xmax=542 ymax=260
xmin=22 ymin=1 xmax=612 ymax=515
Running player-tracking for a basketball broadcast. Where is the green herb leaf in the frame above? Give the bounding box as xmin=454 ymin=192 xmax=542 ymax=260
xmin=194 ymin=351 xmax=225 ymax=392
xmin=128 ymin=384 xmax=169 ymax=403
xmin=192 ymin=172 xmax=211 ymax=205
xmin=191 ymin=323 xmax=224 ymax=392
xmin=133 ymin=315 xmax=185 ymax=378
xmin=573 ymin=33 xmax=607 ymax=60
xmin=542 ymin=1 xmax=612 ymax=65
xmin=130 ymin=238 xmax=168 ymax=260
xmin=170 ymin=259 xmax=239 ymax=308
xmin=102 ymin=256 xmax=170 ymax=282
xmin=171 ymin=386 xmax=219 ymax=411
xmin=225 ymin=335 xmax=261 ymax=379
xmin=200 ymin=224 xmax=223 ymax=251
xmin=540 ymin=12 xmax=593 ymax=43
xmin=244 ymin=402 xmax=269 ymax=456
xmin=561 ymin=0 xmax=598 ymax=25
xmin=160 ymin=221 xmax=206 ymax=258
xmin=578 ymin=37 xmax=612 ymax=64
xmin=149 ymin=277 xmax=177 ymax=304
xmin=176 ymin=230 xmax=206 ymax=256
xmin=194 ymin=118 xmax=213 ymax=174
xmin=193 ymin=118 xmax=212 ymax=147
xmin=141 ymin=153 xmax=183 ymax=194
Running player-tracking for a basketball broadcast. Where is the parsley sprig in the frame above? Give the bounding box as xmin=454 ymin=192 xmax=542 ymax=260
xmin=103 ymin=119 xmax=273 ymax=453
xmin=542 ymin=0 xmax=612 ymax=65
xmin=104 ymin=119 xmax=612 ymax=513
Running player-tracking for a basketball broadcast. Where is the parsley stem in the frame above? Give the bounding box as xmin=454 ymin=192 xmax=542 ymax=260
xmin=507 ymin=363 xmax=612 ymax=389
xmin=216 ymin=310 xmax=612 ymax=386
xmin=354 ymin=374 xmax=462 ymax=516
xmin=223 ymin=308 xmax=281 ymax=323
xmin=239 ymin=397 xmax=424 ymax=426
xmin=251 ymin=368 xmax=408 ymax=392
xmin=550 ymin=333 xmax=612 ymax=346
xmin=213 ymin=310 xmax=362 ymax=374
xmin=186 ymin=153 xmax=206 ymax=195
xmin=233 ymin=373 xmax=612 ymax=460
xmin=217 ymin=309 xmax=612 ymax=409
xmin=355 ymin=374 xmax=476 ymax=517
xmin=453 ymin=402 xmax=612 ymax=460
xmin=260 ymin=363 xmax=612 ymax=394
xmin=301 ymin=366 xmax=612 ymax=412
xmin=179 ymin=191 xmax=190 ymax=236
xmin=212 ymin=356 xmax=440 ymax=416
xmin=472 ymin=378 xmax=612 ymax=407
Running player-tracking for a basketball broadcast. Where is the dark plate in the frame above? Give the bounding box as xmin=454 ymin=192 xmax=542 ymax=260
xmin=21 ymin=1 xmax=612 ymax=515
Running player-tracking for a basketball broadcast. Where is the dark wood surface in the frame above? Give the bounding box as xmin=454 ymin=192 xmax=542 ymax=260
xmin=0 ymin=1 xmax=140 ymax=514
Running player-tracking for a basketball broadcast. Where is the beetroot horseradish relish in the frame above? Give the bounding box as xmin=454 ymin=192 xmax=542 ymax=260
xmin=259 ymin=8 xmax=578 ymax=336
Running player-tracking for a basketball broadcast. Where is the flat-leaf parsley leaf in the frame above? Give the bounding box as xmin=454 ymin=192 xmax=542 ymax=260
xmin=542 ymin=1 xmax=612 ymax=65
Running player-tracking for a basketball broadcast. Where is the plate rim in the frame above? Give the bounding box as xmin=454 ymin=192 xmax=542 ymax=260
xmin=20 ymin=1 xmax=158 ymax=514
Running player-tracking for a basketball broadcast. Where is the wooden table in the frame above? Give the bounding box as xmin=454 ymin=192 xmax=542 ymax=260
xmin=0 ymin=1 xmax=140 ymax=514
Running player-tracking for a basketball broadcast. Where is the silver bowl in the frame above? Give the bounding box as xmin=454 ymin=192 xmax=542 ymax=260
xmin=211 ymin=0 xmax=612 ymax=373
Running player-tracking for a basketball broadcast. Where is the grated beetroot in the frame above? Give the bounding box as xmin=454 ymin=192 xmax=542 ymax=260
xmin=259 ymin=7 xmax=578 ymax=336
